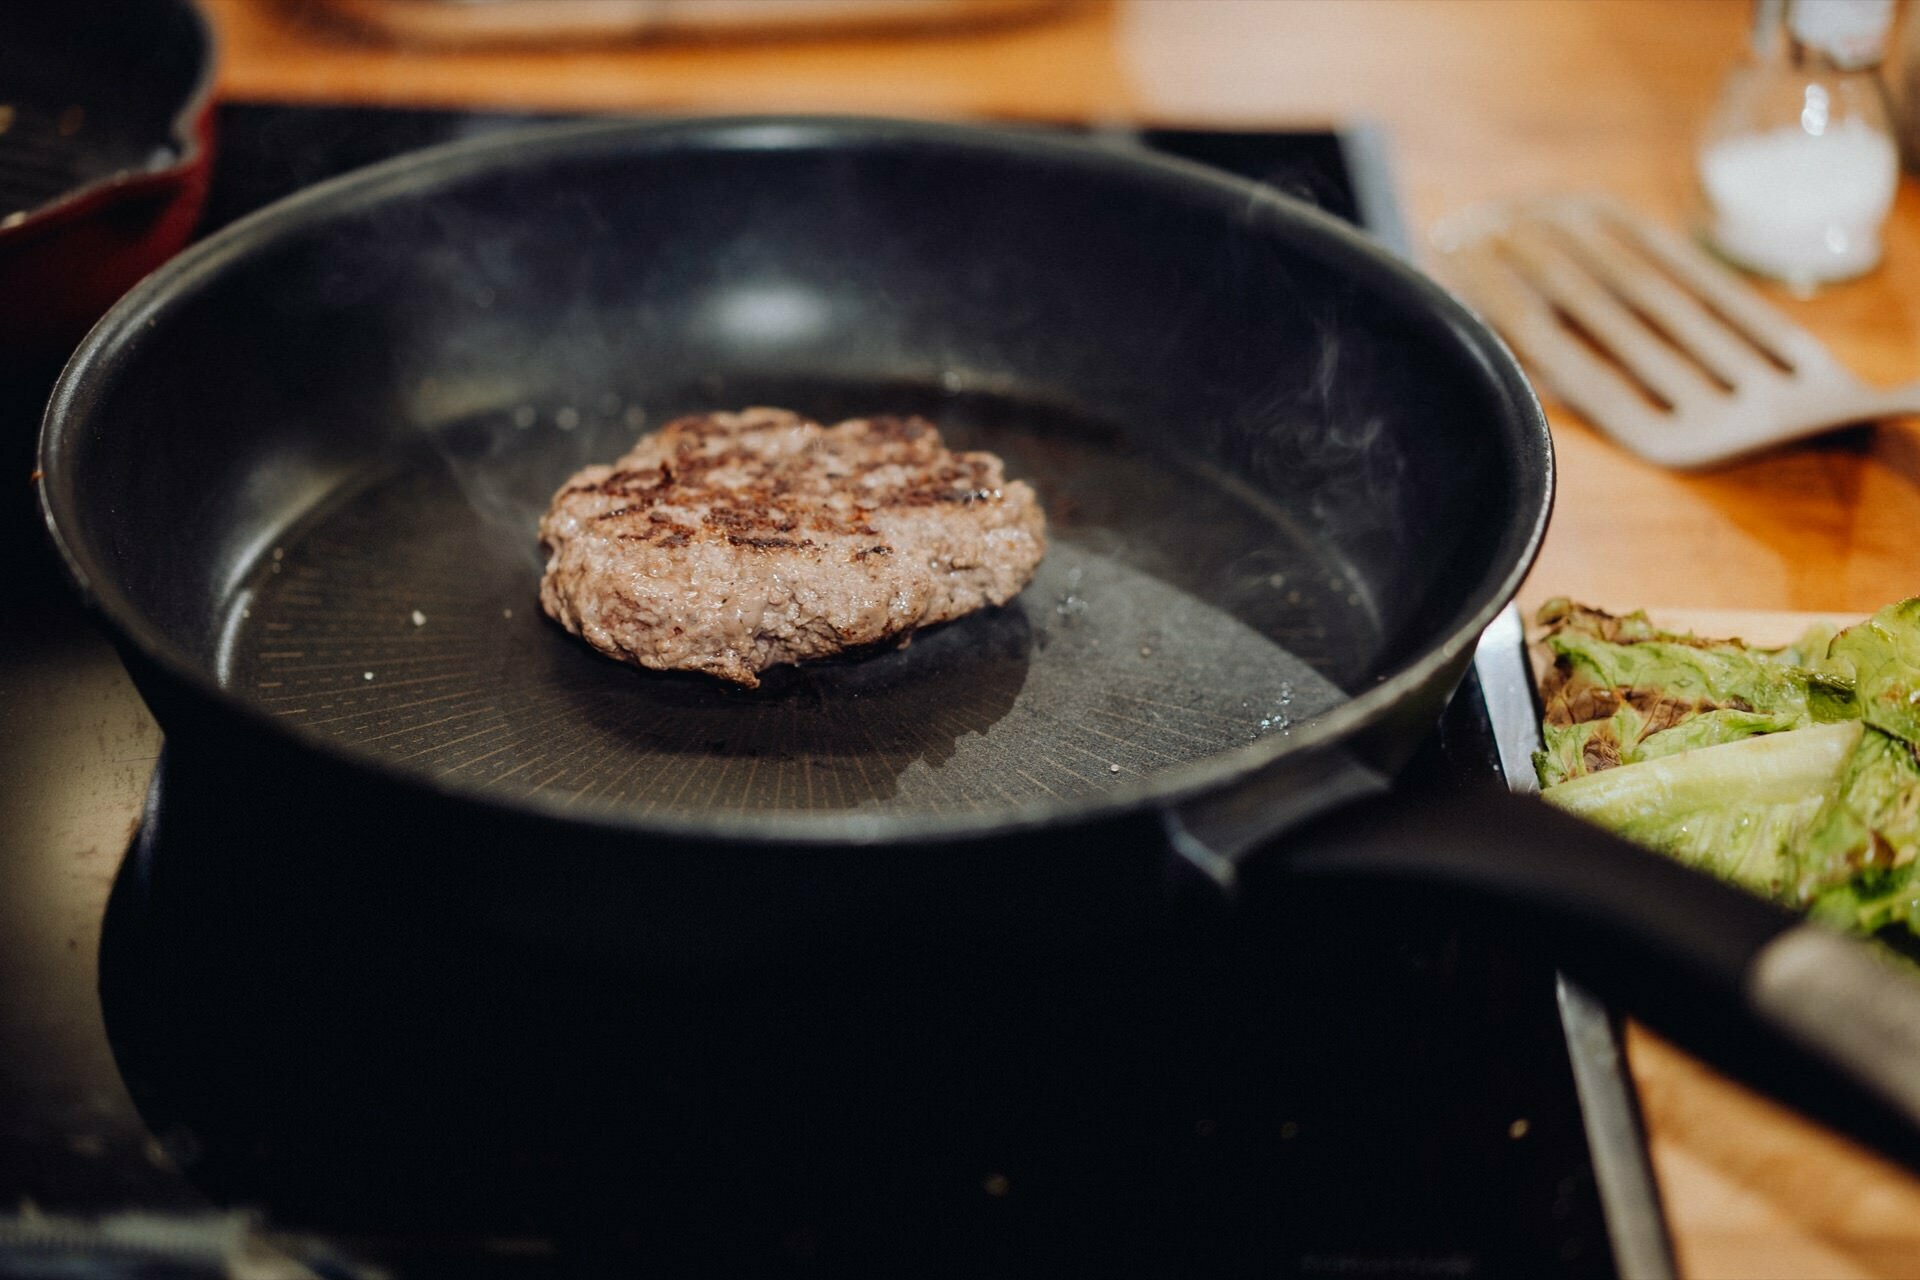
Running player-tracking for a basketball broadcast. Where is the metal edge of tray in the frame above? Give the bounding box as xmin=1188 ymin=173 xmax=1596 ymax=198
xmin=1475 ymin=605 xmax=1678 ymax=1280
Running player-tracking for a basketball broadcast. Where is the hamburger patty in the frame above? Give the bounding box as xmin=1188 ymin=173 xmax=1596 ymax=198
xmin=537 ymin=407 xmax=1048 ymax=687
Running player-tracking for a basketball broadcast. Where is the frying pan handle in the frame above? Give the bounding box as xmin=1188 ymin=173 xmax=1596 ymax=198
xmin=1181 ymin=779 xmax=1920 ymax=1145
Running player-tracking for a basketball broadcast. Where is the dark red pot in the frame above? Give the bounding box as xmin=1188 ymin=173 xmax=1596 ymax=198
xmin=0 ymin=0 xmax=217 ymax=361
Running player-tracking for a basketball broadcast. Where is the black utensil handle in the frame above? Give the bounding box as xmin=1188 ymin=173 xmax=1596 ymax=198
xmin=1278 ymin=783 xmax=1787 ymax=1008
xmin=1271 ymin=783 xmax=1920 ymax=1135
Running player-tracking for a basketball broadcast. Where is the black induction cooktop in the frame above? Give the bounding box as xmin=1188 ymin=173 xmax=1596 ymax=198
xmin=0 ymin=105 xmax=1664 ymax=1279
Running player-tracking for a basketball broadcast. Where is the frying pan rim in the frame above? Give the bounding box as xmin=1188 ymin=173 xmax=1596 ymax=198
xmin=37 ymin=112 xmax=1553 ymax=848
xmin=0 ymin=0 xmax=218 ymax=243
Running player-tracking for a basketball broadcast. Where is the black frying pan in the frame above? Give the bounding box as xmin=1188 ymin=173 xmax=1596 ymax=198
xmin=36 ymin=117 xmax=1920 ymax=1149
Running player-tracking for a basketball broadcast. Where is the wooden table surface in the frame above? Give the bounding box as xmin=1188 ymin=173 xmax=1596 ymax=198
xmin=199 ymin=1 xmax=1920 ymax=1274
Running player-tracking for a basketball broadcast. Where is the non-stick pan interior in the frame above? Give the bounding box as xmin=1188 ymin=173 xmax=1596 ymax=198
xmin=216 ymin=377 xmax=1360 ymax=815
xmin=43 ymin=118 xmax=1547 ymax=825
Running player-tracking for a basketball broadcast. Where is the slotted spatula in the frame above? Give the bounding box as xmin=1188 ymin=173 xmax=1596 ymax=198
xmin=1431 ymin=193 xmax=1920 ymax=468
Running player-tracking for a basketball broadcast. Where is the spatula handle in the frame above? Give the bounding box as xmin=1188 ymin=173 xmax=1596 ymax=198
xmin=1861 ymin=382 xmax=1920 ymax=422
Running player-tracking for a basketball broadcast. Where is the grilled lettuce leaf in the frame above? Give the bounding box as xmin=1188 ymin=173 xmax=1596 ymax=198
xmin=1532 ymin=599 xmax=1847 ymax=789
xmin=1535 ymin=599 xmax=1920 ymax=941
xmin=1542 ymin=720 xmax=1860 ymax=899
xmin=1820 ymin=598 xmax=1920 ymax=744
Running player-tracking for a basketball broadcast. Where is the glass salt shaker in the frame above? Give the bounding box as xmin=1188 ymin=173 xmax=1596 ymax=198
xmin=1696 ymin=0 xmax=1901 ymax=290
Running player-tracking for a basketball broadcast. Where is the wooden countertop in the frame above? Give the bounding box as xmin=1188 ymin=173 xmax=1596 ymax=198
xmin=199 ymin=1 xmax=1920 ymax=1274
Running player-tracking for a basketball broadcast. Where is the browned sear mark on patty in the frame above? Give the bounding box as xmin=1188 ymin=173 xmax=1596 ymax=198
xmin=726 ymin=535 xmax=815 ymax=551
